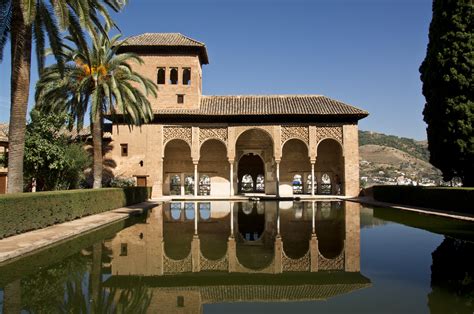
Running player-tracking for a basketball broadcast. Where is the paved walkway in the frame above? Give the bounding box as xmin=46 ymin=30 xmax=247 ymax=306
xmin=0 ymin=201 xmax=159 ymax=265
xmin=349 ymin=196 xmax=474 ymax=222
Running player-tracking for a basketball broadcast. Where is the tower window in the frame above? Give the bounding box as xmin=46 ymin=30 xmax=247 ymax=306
xmin=170 ymin=68 xmax=178 ymax=84
xmin=120 ymin=144 xmax=128 ymax=157
xmin=182 ymin=68 xmax=191 ymax=85
xmin=157 ymin=68 xmax=165 ymax=84
xmin=120 ymin=243 xmax=128 ymax=256
xmin=177 ymin=94 xmax=184 ymax=104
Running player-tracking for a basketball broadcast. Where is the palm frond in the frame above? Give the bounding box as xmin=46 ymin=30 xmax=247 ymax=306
xmin=0 ymin=0 xmax=12 ymax=62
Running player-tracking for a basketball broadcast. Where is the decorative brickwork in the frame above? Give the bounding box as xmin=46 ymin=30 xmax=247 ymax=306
xmin=316 ymin=126 xmax=343 ymax=145
xmin=318 ymin=251 xmax=345 ymax=270
xmin=281 ymin=125 xmax=309 ymax=146
xmin=282 ymin=249 xmax=310 ymax=272
xmin=200 ymin=253 xmax=228 ymax=271
xmin=199 ymin=127 xmax=228 ymax=145
xmin=163 ymin=252 xmax=192 ymax=273
xmin=163 ymin=126 xmax=192 ymax=146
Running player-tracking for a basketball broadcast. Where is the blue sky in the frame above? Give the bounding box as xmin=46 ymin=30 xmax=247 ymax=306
xmin=0 ymin=0 xmax=433 ymax=140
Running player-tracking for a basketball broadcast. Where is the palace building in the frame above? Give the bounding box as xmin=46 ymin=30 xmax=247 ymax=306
xmin=108 ymin=33 xmax=368 ymax=198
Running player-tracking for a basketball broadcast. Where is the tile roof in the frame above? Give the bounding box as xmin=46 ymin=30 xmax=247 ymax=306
xmin=120 ymin=33 xmax=209 ymax=64
xmin=154 ymin=95 xmax=368 ymax=119
xmin=122 ymin=33 xmax=206 ymax=47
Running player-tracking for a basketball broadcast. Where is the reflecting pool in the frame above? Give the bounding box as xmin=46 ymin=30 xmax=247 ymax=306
xmin=0 ymin=201 xmax=473 ymax=313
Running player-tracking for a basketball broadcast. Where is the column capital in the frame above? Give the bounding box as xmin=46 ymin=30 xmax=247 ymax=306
xmin=310 ymin=159 xmax=316 ymax=164
xmin=228 ymin=159 xmax=235 ymax=164
xmin=192 ymin=160 xmax=199 ymax=165
xmin=275 ymin=159 xmax=281 ymax=164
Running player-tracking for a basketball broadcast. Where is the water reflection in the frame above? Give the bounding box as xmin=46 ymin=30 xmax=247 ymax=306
xmin=2 ymin=201 xmax=473 ymax=313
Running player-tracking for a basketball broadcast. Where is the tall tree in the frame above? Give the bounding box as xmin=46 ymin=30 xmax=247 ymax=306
xmin=0 ymin=0 xmax=126 ymax=193
xmin=35 ymin=30 xmax=157 ymax=188
xmin=419 ymin=0 xmax=473 ymax=186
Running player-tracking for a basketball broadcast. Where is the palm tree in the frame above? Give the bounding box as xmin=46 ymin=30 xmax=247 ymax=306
xmin=0 ymin=0 xmax=126 ymax=193
xmin=35 ymin=30 xmax=157 ymax=188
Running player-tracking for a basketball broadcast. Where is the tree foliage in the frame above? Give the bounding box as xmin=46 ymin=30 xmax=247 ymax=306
xmin=35 ymin=29 xmax=157 ymax=188
xmin=23 ymin=109 xmax=90 ymax=191
xmin=419 ymin=0 xmax=473 ymax=186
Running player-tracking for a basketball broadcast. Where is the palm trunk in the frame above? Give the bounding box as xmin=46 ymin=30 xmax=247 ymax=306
xmin=8 ymin=1 xmax=32 ymax=193
xmin=92 ymin=109 xmax=103 ymax=188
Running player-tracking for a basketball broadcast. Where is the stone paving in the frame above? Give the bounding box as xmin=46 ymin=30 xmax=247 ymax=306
xmin=0 ymin=201 xmax=159 ymax=265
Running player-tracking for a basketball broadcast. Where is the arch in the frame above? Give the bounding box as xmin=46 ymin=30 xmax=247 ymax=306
xmin=315 ymin=202 xmax=345 ymax=259
xmin=157 ymin=67 xmax=165 ymax=84
xmin=280 ymin=202 xmax=312 ymax=259
xmin=199 ymin=201 xmax=230 ymax=260
xmin=235 ymin=129 xmax=274 ymax=194
xmin=198 ymin=139 xmax=229 ymax=196
xmin=199 ymin=137 xmax=227 ymax=154
xmin=238 ymin=154 xmax=265 ymax=193
xmin=182 ymin=68 xmax=191 ymax=85
xmin=316 ymin=137 xmax=344 ymax=156
xmin=169 ymin=68 xmax=178 ymax=84
xmin=234 ymin=127 xmax=275 ymax=148
xmin=316 ymin=138 xmax=344 ymax=195
xmin=280 ymin=138 xmax=311 ymax=196
xmin=163 ymin=202 xmax=193 ymax=259
xmin=163 ymin=139 xmax=194 ymax=196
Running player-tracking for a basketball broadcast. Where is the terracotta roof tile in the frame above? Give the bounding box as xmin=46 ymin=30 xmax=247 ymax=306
xmin=154 ymin=95 xmax=368 ymax=118
xmin=122 ymin=33 xmax=206 ymax=47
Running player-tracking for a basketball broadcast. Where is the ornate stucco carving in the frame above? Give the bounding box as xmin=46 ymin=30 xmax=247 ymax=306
xmin=281 ymin=125 xmax=309 ymax=146
xmin=199 ymin=127 xmax=228 ymax=145
xmin=318 ymin=251 xmax=345 ymax=270
xmin=282 ymin=249 xmax=310 ymax=272
xmin=163 ymin=252 xmax=193 ymax=274
xmin=163 ymin=126 xmax=192 ymax=146
xmin=200 ymin=253 xmax=228 ymax=271
xmin=316 ymin=125 xmax=343 ymax=145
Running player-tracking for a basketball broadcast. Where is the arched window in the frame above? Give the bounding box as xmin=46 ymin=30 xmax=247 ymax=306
xmin=320 ymin=173 xmax=332 ymax=195
xmin=199 ymin=202 xmax=211 ymax=220
xmin=241 ymin=174 xmax=254 ymax=192
xmin=199 ymin=175 xmax=210 ymax=195
xmin=184 ymin=175 xmax=194 ymax=195
xmin=170 ymin=202 xmax=181 ymax=220
xmin=157 ymin=68 xmax=165 ymax=84
xmin=169 ymin=68 xmax=178 ymax=84
xmin=170 ymin=175 xmax=181 ymax=195
xmin=182 ymin=68 xmax=191 ymax=85
xmin=184 ymin=202 xmax=195 ymax=220
xmin=292 ymin=174 xmax=303 ymax=194
xmin=306 ymin=174 xmax=317 ymax=194
xmin=256 ymin=174 xmax=265 ymax=192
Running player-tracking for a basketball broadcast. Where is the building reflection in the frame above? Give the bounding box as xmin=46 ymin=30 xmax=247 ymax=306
xmin=103 ymin=201 xmax=369 ymax=312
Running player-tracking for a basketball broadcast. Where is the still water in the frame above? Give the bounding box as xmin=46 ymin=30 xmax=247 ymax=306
xmin=0 ymin=201 xmax=473 ymax=313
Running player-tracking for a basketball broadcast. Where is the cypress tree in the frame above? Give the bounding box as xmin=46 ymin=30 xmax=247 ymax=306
xmin=419 ymin=0 xmax=473 ymax=186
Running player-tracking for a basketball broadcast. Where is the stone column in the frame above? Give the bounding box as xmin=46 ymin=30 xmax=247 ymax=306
xmin=275 ymin=160 xmax=280 ymax=197
xmin=274 ymin=236 xmax=283 ymax=274
xmin=310 ymin=161 xmax=315 ymax=196
xmin=194 ymin=202 xmax=198 ymax=235
xmin=191 ymin=235 xmax=200 ymax=272
xmin=342 ymin=124 xmax=360 ymax=197
xmin=229 ymin=160 xmax=234 ymax=196
xmin=227 ymin=237 xmax=237 ymax=272
xmin=344 ymin=201 xmax=361 ymax=272
xmin=193 ymin=162 xmax=198 ymax=197
xmin=310 ymin=201 xmax=319 ymax=271
xmin=230 ymin=202 xmax=234 ymax=237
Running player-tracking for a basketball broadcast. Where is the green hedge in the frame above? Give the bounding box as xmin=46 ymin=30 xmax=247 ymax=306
xmin=372 ymin=185 xmax=474 ymax=215
xmin=0 ymin=187 xmax=151 ymax=239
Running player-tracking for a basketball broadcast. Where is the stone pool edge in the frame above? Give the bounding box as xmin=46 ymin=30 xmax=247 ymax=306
xmin=348 ymin=196 xmax=474 ymax=222
xmin=0 ymin=201 xmax=159 ymax=266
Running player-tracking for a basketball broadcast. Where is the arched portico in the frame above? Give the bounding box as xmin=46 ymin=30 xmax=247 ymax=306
xmin=235 ymin=129 xmax=276 ymax=195
xmin=198 ymin=139 xmax=229 ymax=196
xmin=316 ymin=138 xmax=344 ymax=195
xmin=163 ymin=139 xmax=194 ymax=195
xmin=280 ymin=139 xmax=312 ymax=196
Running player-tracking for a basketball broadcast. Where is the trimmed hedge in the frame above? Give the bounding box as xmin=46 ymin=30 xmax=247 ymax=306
xmin=0 ymin=187 xmax=151 ymax=239
xmin=372 ymin=185 xmax=474 ymax=215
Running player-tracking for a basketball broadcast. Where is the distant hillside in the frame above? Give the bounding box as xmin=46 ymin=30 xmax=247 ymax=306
xmin=358 ymin=130 xmax=442 ymax=186
xmin=359 ymin=130 xmax=429 ymax=162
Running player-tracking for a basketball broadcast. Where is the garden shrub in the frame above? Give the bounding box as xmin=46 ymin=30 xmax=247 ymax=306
xmin=0 ymin=187 xmax=150 ymax=239
xmin=372 ymin=185 xmax=474 ymax=215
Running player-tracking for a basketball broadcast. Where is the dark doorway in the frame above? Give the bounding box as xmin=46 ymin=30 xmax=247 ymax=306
xmin=238 ymin=153 xmax=265 ymax=193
